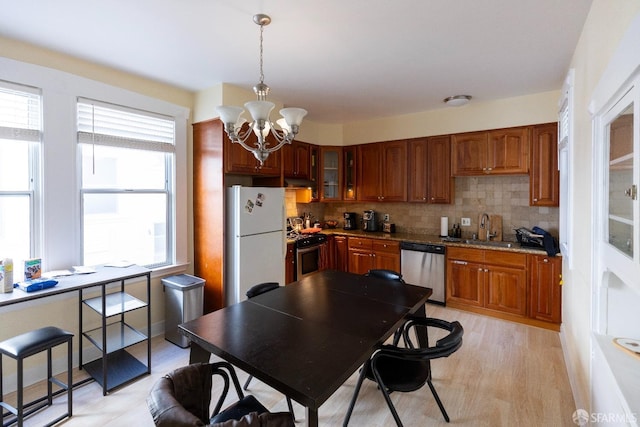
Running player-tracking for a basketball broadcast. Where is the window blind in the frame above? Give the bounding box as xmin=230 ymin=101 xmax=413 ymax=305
xmin=0 ymin=80 xmax=41 ymax=142
xmin=77 ymin=98 xmax=175 ymax=153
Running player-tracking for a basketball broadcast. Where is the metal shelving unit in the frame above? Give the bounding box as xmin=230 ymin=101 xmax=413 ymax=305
xmin=79 ymin=269 xmax=151 ymax=395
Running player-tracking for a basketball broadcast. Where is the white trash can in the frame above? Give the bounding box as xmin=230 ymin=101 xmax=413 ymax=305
xmin=162 ymin=274 xmax=205 ymax=348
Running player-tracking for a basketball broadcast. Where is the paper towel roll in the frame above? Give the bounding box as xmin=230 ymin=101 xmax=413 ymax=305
xmin=440 ymin=217 xmax=449 ymax=237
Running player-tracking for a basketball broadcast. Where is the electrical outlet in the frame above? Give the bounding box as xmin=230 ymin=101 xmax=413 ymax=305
xmin=384 ymin=213 xmax=390 ymax=222
xmin=461 ymin=217 xmax=471 ymax=226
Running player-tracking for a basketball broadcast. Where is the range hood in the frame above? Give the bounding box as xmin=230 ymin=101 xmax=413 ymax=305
xmin=283 ymin=178 xmax=316 ymax=189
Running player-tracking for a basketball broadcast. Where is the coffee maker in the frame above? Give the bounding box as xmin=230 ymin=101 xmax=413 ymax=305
xmin=343 ymin=212 xmax=357 ymax=230
xmin=363 ymin=210 xmax=378 ymax=231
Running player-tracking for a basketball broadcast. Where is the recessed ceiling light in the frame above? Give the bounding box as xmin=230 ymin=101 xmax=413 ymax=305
xmin=444 ymin=95 xmax=472 ymax=107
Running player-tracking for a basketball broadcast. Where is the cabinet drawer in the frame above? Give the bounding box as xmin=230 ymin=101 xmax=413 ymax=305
xmin=372 ymin=240 xmax=400 ymax=253
xmin=447 ymin=246 xmax=484 ymax=263
xmin=348 ymin=237 xmax=373 ymax=250
xmin=485 ymin=251 xmax=527 ymax=268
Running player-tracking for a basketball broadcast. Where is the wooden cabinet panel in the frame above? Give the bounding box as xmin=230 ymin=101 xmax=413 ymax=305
xmin=343 ymin=146 xmax=357 ymax=200
xmin=447 ymin=259 xmax=485 ymax=307
xmin=224 ymin=132 xmax=281 ymax=175
xmin=285 ymin=242 xmax=295 ymax=284
xmin=347 ymin=237 xmax=400 ymax=274
xmin=193 ymin=119 xmax=225 ymax=313
xmin=356 ymin=143 xmax=382 ymax=202
xmin=447 ymin=247 xmax=527 ymax=316
xmin=451 ymin=131 xmax=487 ymax=176
xmin=348 ymin=250 xmax=373 ymax=275
xmin=529 ymin=254 xmax=562 ymax=323
xmin=530 ymin=123 xmax=559 ymax=206
xmin=452 ymin=126 xmax=528 ymax=176
xmin=319 ymin=146 xmax=343 ymax=201
xmin=283 ymin=141 xmax=310 ymax=179
xmin=409 ymin=136 xmax=453 ymax=203
xmin=484 ymin=264 xmax=527 ymax=316
xmin=381 ymin=141 xmax=408 ymax=202
xmin=487 ymin=127 xmax=529 ymax=174
xmin=357 ymin=141 xmax=407 ymax=202
xmin=334 ymin=235 xmax=348 ymax=272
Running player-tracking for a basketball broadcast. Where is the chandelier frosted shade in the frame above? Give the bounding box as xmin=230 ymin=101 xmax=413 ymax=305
xmin=280 ymin=107 xmax=307 ymax=127
xmin=244 ymin=100 xmax=275 ymax=122
xmin=216 ymin=14 xmax=307 ymax=165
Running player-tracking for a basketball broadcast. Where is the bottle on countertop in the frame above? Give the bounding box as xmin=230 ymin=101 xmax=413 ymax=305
xmin=1 ymin=258 xmax=13 ymax=293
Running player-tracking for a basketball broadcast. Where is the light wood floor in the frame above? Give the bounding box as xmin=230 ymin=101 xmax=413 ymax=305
xmin=5 ymin=305 xmax=576 ymax=426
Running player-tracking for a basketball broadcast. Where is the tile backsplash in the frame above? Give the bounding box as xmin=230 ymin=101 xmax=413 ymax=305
xmin=297 ymin=175 xmax=559 ymax=241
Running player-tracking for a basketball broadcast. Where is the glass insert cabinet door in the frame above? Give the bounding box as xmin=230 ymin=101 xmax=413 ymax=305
xmin=606 ymin=93 xmax=637 ymax=259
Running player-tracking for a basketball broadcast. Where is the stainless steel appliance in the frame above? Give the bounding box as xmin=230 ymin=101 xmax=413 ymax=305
xmin=363 ymin=210 xmax=378 ymax=231
xmin=295 ymin=233 xmax=328 ymax=280
xmin=400 ymin=241 xmax=446 ymax=304
xmin=343 ymin=212 xmax=357 ymax=230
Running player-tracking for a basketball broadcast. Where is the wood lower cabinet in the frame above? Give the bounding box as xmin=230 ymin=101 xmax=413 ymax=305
xmin=334 ymin=235 xmax=348 ymax=272
xmin=347 ymin=237 xmax=400 ymax=274
xmin=446 ymin=246 xmax=561 ymax=330
xmin=529 ymin=123 xmax=559 ymax=206
xmin=529 ymin=254 xmax=562 ymax=323
xmin=447 ymin=247 xmax=528 ymax=317
xmin=285 ymin=242 xmax=295 ymax=284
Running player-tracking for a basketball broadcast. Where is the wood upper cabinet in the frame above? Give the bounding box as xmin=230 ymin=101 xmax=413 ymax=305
xmin=347 ymin=237 xmax=400 ymax=274
xmin=357 ymin=140 xmax=407 ymax=202
xmin=224 ymin=131 xmax=281 ymax=175
xmin=529 ymin=254 xmax=562 ymax=323
xmin=452 ymin=126 xmax=529 ymax=176
xmin=319 ymin=146 xmax=343 ymax=201
xmin=529 ymin=123 xmax=559 ymax=206
xmin=343 ymin=146 xmax=357 ymax=200
xmin=283 ymin=140 xmax=310 ymax=179
xmin=408 ymin=135 xmax=453 ymax=203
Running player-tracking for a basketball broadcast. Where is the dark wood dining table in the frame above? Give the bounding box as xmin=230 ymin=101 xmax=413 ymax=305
xmin=179 ymin=270 xmax=432 ymax=427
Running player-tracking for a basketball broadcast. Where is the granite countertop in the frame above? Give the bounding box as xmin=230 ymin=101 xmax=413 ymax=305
xmin=319 ymin=228 xmax=553 ymax=256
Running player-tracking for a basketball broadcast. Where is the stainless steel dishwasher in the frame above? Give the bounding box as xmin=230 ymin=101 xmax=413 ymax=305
xmin=400 ymin=242 xmax=446 ymax=304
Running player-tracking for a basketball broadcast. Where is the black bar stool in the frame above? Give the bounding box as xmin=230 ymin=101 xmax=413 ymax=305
xmin=0 ymin=326 xmax=73 ymax=427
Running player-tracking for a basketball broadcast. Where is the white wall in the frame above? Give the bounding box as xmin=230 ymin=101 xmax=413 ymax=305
xmin=560 ymin=0 xmax=640 ymax=412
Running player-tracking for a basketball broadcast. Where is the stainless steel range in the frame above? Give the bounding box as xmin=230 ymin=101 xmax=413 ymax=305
xmin=292 ymin=233 xmax=327 ymax=280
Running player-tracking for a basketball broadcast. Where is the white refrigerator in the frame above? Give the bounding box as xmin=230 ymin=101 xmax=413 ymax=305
xmin=225 ymin=185 xmax=286 ymax=305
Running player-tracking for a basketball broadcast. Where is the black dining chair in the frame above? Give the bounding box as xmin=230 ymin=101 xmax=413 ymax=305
xmin=343 ymin=317 xmax=464 ymax=427
xmin=147 ymin=361 xmax=294 ymax=427
xmin=243 ymin=282 xmax=296 ymax=420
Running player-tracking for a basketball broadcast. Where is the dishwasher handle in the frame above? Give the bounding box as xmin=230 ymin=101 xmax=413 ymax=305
xmin=400 ymin=241 xmax=446 ymax=254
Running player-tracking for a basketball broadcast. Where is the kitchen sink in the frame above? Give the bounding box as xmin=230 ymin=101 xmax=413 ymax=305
xmin=462 ymin=239 xmax=515 ymax=248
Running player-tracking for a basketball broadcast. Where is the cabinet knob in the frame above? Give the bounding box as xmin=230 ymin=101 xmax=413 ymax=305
xmin=423 ymin=197 xmax=427 ymax=201
xmin=533 ymin=198 xmax=538 ymax=202
xmin=431 ymin=197 xmax=435 ymax=201
xmin=543 ymin=258 xmax=549 ymax=263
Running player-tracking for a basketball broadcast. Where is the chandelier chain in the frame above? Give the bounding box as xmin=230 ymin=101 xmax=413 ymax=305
xmin=259 ymin=23 xmax=264 ymax=85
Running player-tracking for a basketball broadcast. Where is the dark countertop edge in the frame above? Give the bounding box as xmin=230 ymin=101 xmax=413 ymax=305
xmin=318 ymin=228 xmax=558 ymax=256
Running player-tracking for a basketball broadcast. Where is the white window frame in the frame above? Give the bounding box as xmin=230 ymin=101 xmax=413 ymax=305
xmin=558 ymin=69 xmax=575 ymax=269
xmin=0 ymin=80 xmax=43 ymax=260
xmin=0 ymin=57 xmax=189 ymax=273
xmin=77 ymin=98 xmax=177 ymax=268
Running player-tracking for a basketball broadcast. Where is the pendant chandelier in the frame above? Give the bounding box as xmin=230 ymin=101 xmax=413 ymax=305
xmin=216 ymin=14 xmax=307 ymax=165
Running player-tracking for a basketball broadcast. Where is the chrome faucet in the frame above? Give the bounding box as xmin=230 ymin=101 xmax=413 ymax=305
xmin=480 ymin=213 xmax=496 ymax=241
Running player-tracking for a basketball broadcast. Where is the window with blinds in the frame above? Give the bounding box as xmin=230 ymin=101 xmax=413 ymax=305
xmin=0 ymin=81 xmax=42 ymax=261
xmin=78 ymin=99 xmax=175 ymax=268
